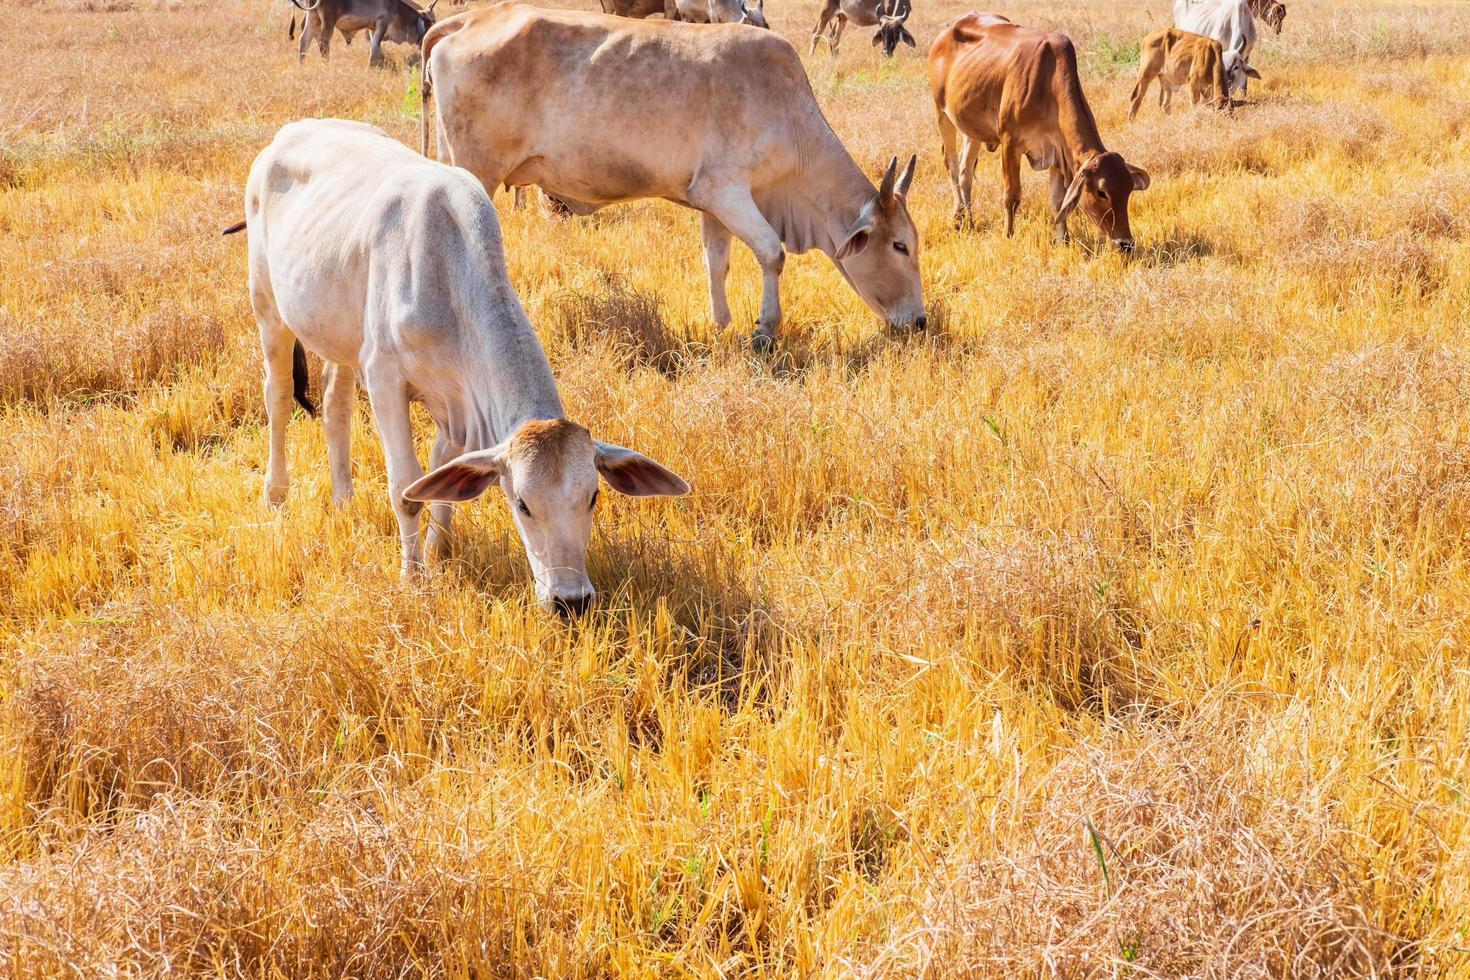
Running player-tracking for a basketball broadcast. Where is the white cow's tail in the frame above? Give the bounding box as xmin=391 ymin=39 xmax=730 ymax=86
xmin=420 ymin=54 xmax=434 ymax=158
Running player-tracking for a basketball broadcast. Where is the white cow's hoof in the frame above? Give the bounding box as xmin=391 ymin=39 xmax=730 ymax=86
xmin=750 ymin=326 xmax=775 ymax=354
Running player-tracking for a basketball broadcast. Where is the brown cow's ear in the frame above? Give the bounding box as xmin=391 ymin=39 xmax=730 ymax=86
xmin=404 ymin=446 xmax=507 ymax=502
xmin=1058 ymin=168 xmax=1088 ymax=218
xmin=1127 ymin=165 xmax=1151 ymax=191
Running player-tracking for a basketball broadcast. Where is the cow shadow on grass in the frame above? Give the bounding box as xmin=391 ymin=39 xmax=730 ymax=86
xmin=439 ymin=522 xmax=782 ymax=714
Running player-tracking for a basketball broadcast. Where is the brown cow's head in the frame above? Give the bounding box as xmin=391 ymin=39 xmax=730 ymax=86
xmin=871 ymin=0 xmax=915 ymax=57
xmin=1058 ymin=152 xmax=1150 ymax=253
xmin=835 ymin=155 xmax=926 ymax=330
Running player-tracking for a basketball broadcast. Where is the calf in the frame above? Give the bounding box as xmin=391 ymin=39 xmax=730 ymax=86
xmin=233 ymin=119 xmax=689 ymax=614
xmin=1128 ymin=27 xmax=1256 ymax=119
xmin=929 ymin=13 xmax=1150 ymax=250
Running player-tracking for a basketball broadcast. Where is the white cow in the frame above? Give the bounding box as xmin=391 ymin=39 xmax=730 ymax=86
xmin=234 ymin=119 xmax=689 ymax=615
xmin=421 ymin=4 xmax=925 ymax=350
xmin=1173 ymin=0 xmax=1259 ymax=94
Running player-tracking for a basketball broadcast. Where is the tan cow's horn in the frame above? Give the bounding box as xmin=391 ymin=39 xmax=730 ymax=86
xmin=877 ymin=156 xmax=899 ymax=201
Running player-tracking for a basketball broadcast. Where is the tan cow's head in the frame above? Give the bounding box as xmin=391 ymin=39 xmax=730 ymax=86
xmin=1058 ymin=152 xmax=1150 ymax=253
xmin=404 ymin=419 xmax=688 ymax=616
xmin=835 ymin=155 xmax=927 ymax=331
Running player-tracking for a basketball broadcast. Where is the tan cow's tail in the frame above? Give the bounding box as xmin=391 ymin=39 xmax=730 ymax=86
xmin=420 ymin=15 xmax=470 ymax=159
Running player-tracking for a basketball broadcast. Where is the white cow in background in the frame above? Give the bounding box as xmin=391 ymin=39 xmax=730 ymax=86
xmin=231 ymin=119 xmax=689 ymax=616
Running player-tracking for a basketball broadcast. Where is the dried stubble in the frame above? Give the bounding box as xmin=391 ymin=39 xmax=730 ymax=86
xmin=2 ymin=0 xmax=1470 ymax=976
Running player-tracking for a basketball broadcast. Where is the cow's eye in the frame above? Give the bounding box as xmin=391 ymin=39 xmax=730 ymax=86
xmin=1097 ymin=188 xmax=1109 ymax=200
xmin=589 ymin=489 xmax=599 ymax=511
xmin=517 ymin=499 xmax=532 ymax=518
xmin=893 ymin=241 xmax=909 ymax=255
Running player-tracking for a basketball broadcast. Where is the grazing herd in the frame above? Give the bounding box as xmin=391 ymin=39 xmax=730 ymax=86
xmin=241 ymin=0 xmax=1286 ymax=613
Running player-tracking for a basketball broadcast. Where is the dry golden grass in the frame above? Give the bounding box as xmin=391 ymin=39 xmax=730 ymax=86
xmin=3 ymin=0 xmax=1470 ymax=975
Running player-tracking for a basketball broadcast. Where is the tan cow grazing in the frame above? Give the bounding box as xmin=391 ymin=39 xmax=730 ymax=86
xmin=928 ymin=13 xmax=1150 ymax=251
xmin=421 ymin=3 xmax=925 ymax=350
xmin=1128 ymin=27 xmax=1235 ymax=120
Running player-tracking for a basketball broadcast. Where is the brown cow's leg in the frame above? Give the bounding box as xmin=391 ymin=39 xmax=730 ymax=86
xmin=937 ymin=112 xmax=968 ymax=229
xmin=318 ymin=13 xmax=334 ymax=58
xmin=1048 ymin=166 xmax=1070 ymax=244
xmin=1000 ymin=136 xmax=1021 ymax=237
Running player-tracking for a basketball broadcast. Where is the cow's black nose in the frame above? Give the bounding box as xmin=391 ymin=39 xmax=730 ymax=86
xmin=914 ymin=314 xmax=928 ymax=331
xmin=553 ymin=594 xmax=593 ymax=618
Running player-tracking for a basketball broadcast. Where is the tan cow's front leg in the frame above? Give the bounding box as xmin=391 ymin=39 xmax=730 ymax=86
xmin=1000 ymin=136 xmax=1022 ymax=238
xmin=701 ymin=212 xmax=734 ymax=328
xmin=699 ymin=189 xmax=784 ymax=351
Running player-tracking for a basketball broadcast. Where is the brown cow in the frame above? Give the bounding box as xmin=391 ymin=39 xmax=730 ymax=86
xmin=1128 ymin=27 xmax=1236 ymax=120
xmin=929 ymin=13 xmax=1150 ymax=251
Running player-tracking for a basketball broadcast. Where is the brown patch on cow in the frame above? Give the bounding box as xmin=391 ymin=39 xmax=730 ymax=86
xmin=508 ymin=418 xmax=592 ymax=483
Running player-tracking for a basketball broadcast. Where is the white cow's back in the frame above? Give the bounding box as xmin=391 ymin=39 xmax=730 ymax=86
xmin=1174 ymin=0 xmax=1256 ymax=58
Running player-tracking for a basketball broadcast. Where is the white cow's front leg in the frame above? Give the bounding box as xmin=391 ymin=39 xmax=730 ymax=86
xmin=322 ymin=362 xmax=356 ymax=506
xmin=258 ymin=327 xmax=297 ymax=508
xmin=364 ymin=370 xmax=426 ymax=577
xmin=701 ymin=189 xmax=784 ymax=352
xmin=700 ymin=212 xmax=734 ymax=328
xmin=423 ymin=427 xmax=462 ymax=563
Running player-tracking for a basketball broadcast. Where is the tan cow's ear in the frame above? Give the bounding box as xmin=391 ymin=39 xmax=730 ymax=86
xmin=1127 ymin=165 xmax=1151 ymax=191
xmin=594 ymin=442 xmax=690 ymax=497
xmin=404 ymin=446 xmax=507 ymax=503
xmin=836 ymin=206 xmax=877 ymax=259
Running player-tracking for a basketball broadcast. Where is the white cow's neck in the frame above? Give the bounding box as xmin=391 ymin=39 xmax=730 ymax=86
xmin=443 ymin=302 xmax=567 ymax=453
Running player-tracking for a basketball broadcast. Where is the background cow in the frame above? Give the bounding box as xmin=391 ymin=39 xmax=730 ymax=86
xmin=669 ymin=0 xmax=768 ymax=27
xmin=421 ymin=4 xmax=925 ymax=350
xmin=1174 ymin=0 xmax=1270 ymax=93
xmin=1129 ymin=27 xmax=1251 ymax=119
xmin=234 ymin=119 xmax=689 ymax=614
xmin=292 ymin=0 xmax=435 ymax=65
xmin=930 ymin=13 xmax=1150 ymax=250
xmin=809 ymin=0 xmax=915 ymax=57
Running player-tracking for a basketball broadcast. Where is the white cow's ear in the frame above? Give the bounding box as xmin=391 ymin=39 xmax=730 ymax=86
xmin=1245 ymin=64 xmax=1262 ymax=79
xmin=837 ymin=205 xmax=877 ymax=259
xmin=594 ymin=442 xmax=690 ymax=497
xmin=1127 ymin=165 xmax=1151 ymax=191
xmin=404 ymin=446 xmax=507 ymax=503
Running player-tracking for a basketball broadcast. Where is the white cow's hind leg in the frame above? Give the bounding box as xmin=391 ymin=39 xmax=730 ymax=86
xmin=699 ymin=190 xmax=784 ymax=351
xmin=423 ymin=427 xmax=462 ymax=562
xmin=700 ymin=213 xmax=734 ymax=328
xmin=322 ymin=362 xmax=356 ymax=506
xmin=363 ymin=369 xmax=426 ymax=577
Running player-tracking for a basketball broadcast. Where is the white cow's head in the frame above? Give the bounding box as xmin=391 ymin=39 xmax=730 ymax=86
xmin=1221 ymin=49 xmax=1261 ymax=95
xmin=404 ymin=419 xmax=689 ymax=616
xmin=835 ymin=155 xmax=927 ymax=331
